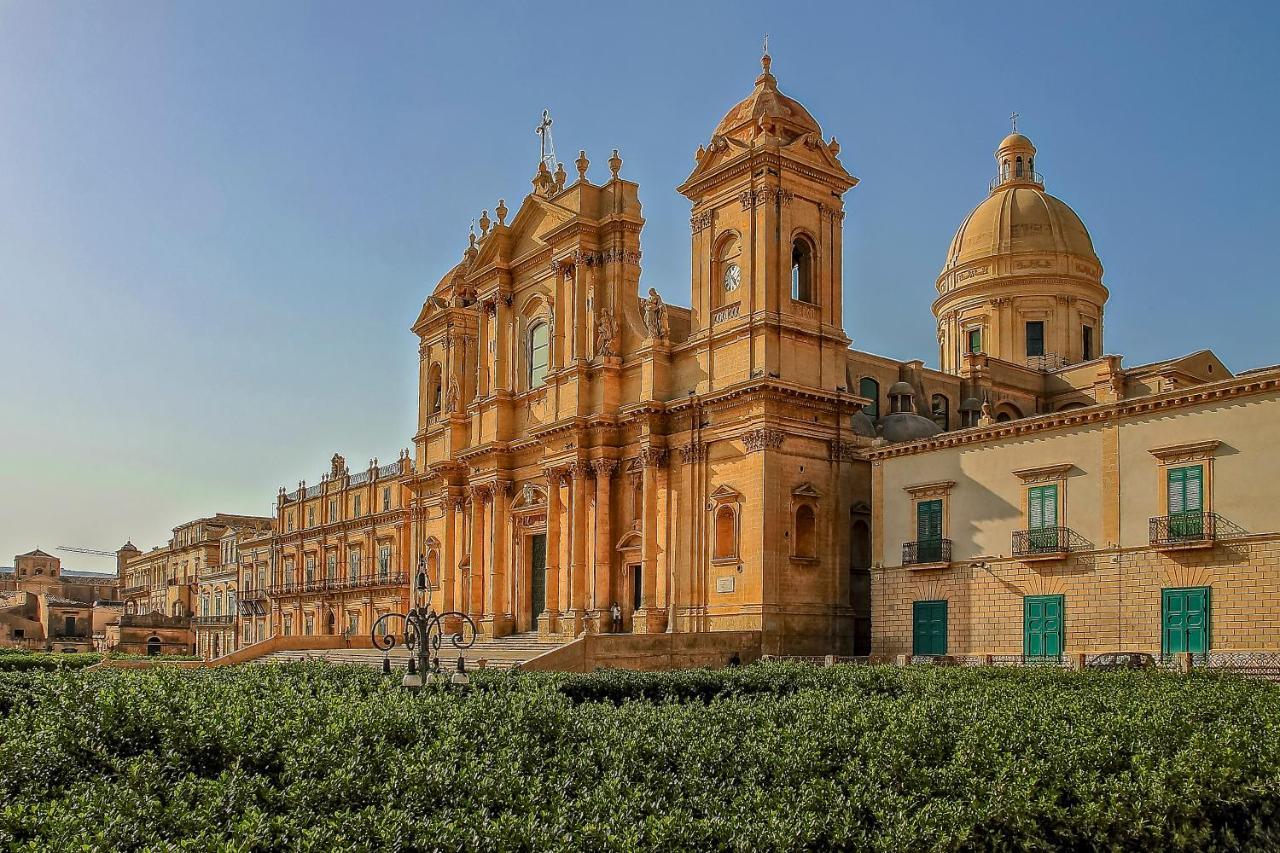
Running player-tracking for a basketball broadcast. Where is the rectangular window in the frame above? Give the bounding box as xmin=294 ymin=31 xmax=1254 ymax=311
xmin=328 ymin=500 xmax=337 ymax=524
xmin=347 ymin=613 xmax=359 ymax=635
xmin=1162 ymin=586 xmax=1210 ymax=655
xmin=1082 ymin=325 xmax=1094 ymax=360
xmin=1027 ymin=484 xmax=1060 ymax=551
xmin=1167 ymin=465 xmax=1205 ymax=538
xmin=967 ymin=328 xmax=982 ymax=354
xmin=283 ymin=616 xmax=292 ymax=637
xmin=64 ymin=615 xmax=77 ymax=636
xmin=915 ymin=499 xmax=943 ymax=563
xmin=305 ymin=555 xmax=315 ymax=583
xmin=912 ymin=600 xmax=948 ymax=656
xmin=305 ymin=616 xmax=314 ymax=636
xmin=287 ymin=512 xmax=294 ymax=532
xmin=348 ymin=550 xmax=361 ymax=580
xmin=353 ymin=494 xmax=362 ymax=517
xmin=307 ymin=507 xmax=315 ymax=527
xmin=378 ymin=545 xmax=391 ymax=577
xmin=326 ymin=552 xmax=337 ymax=580
xmin=1024 ymin=595 xmax=1064 ymax=659
xmin=1025 ymin=321 xmax=1045 ymax=357
xmin=382 ymin=487 xmax=391 ymax=512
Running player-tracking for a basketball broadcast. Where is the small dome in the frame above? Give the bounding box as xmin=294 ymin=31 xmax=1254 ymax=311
xmin=887 ymin=381 xmax=916 ymax=398
xmin=959 ymin=397 xmax=982 ymax=412
xmin=878 ymin=412 xmax=943 ymax=444
xmin=850 ymin=409 xmax=877 ymax=438
xmin=712 ymin=54 xmax=821 ymax=141
xmin=997 ymin=132 xmax=1035 ymax=153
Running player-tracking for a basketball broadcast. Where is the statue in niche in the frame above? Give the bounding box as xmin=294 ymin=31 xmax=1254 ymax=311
xmin=595 ymin=307 xmax=619 ymax=358
xmin=445 ymin=379 xmax=460 ymax=413
xmin=642 ymin=288 xmax=669 ymax=340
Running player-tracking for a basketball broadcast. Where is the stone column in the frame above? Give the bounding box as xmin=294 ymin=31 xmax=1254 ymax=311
xmin=635 ymin=447 xmax=668 ymax=633
xmin=591 ymin=459 xmax=618 ymax=631
xmin=569 ymin=461 xmax=589 ymax=635
xmin=490 ymin=480 xmax=511 ymax=636
xmin=542 ymin=467 xmax=563 ymax=636
xmin=469 ymin=484 xmax=489 ymax=625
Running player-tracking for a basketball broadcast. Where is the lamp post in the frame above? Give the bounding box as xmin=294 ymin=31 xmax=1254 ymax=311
xmin=371 ymin=553 xmax=477 ymax=688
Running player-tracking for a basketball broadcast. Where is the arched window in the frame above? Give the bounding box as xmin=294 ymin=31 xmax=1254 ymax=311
xmin=528 ymin=321 xmax=550 ymax=387
xmin=201 ymin=593 xmax=209 ymax=616
xmin=1001 ymin=159 xmax=1009 ymax=182
xmin=794 ymin=504 xmax=817 ymax=559
xmin=427 ymin=549 xmax=439 ymax=587
xmin=931 ymin=395 xmax=949 ymax=431
xmin=214 ymin=592 xmax=222 ymax=617
xmin=858 ymin=377 xmax=880 ymax=419
xmin=714 ymin=506 xmax=737 ymax=560
xmin=1015 ymin=156 xmax=1024 ymax=177
xmin=791 ymin=238 xmax=815 ymax=303
xmin=428 ymin=363 xmax=442 ymax=415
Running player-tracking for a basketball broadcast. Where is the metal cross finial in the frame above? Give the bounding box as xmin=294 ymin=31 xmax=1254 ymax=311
xmin=763 ymin=33 xmax=769 ymax=56
xmin=536 ymin=109 xmax=557 ymax=173
xmin=1010 ymin=111 xmax=1019 ymax=133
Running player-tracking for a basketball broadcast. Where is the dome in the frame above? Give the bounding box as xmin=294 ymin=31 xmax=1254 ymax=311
xmin=959 ymin=397 xmax=982 ymax=412
xmin=850 ymin=409 xmax=877 ymax=438
xmin=997 ymin=132 xmax=1035 ymax=152
xmin=944 ymin=186 xmax=1098 ymax=270
xmin=887 ymin=381 xmax=915 ymax=397
xmin=878 ymin=412 xmax=942 ymax=444
xmin=712 ymin=54 xmax=821 ymax=140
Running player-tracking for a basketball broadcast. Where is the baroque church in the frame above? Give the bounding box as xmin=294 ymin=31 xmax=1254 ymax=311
xmin=403 ymin=49 xmax=1187 ymax=658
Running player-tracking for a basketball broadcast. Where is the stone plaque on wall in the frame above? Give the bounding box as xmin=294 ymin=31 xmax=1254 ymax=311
xmin=716 ymin=576 xmax=735 ymax=594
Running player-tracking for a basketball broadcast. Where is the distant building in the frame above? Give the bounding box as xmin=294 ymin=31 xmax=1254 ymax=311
xmin=0 ymin=549 xmax=119 ymax=652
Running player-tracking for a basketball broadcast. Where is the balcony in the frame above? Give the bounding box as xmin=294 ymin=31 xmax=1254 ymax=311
xmin=1150 ymin=512 xmax=1219 ymax=550
xmin=193 ymin=615 xmax=236 ymax=627
xmin=1012 ymin=527 xmax=1083 ymax=561
xmin=990 ymin=169 xmax=1044 ymax=191
xmin=240 ymin=587 xmax=266 ymax=601
xmin=267 ymin=572 xmax=407 ymax=597
xmin=903 ymin=539 xmax=952 ymax=569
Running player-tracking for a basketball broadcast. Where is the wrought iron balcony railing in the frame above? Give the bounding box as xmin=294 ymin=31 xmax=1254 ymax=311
xmin=1150 ymin=512 xmax=1219 ymax=547
xmin=267 ymin=572 xmax=407 ymax=596
xmin=1013 ymin=527 xmax=1082 ymax=558
xmin=193 ymin=615 xmax=236 ymax=626
xmin=990 ymin=170 xmax=1044 ymax=191
xmin=903 ymin=539 xmax=952 ymax=566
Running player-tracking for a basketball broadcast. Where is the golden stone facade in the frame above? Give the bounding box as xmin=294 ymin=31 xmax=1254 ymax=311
xmin=105 ymin=52 xmax=1279 ymax=665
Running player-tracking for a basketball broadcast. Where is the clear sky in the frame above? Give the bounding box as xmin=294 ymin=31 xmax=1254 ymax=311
xmin=2 ymin=1 xmax=1278 ymax=571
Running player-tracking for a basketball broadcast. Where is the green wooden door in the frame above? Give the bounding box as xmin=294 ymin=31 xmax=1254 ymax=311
xmin=1162 ymin=587 xmax=1209 ymax=655
xmin=1027 ymin=484 xmax=1059 ymax=551
xmin=912 ymin=600 xmax=948 ymax=656
xmin=530 ymin=534 xmax=547 ymax=630
xmin=1024 ymin=595 xmax=1064 ymax=659
xmin=1167 ymin=466 xmax=1204 ymax=538
xmin=916 ymin=500 xmax=943 ymax=563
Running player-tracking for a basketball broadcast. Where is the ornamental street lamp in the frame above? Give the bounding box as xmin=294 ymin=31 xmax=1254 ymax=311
xmin=371 ymin=553 xmax=477 ymax=689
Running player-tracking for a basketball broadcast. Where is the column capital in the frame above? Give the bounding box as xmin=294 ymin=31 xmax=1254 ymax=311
xmin=468 ymin=483 xmax=492 ymax=502
xmin=639 ymin=447 xmax=669 ymax=469
xmin=591 ymin=458 xmax=619 ymax=479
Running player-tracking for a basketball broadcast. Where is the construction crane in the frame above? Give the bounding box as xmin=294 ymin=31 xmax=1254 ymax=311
xmin=57 ymin=546 xmax=117 ymax=557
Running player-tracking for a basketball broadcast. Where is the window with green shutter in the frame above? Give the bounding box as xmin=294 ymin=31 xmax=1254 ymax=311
xmin=1167 ymin=465 xmax=1204 ymax=538
xmin=967 ymin=328 xmax=982 ymax=354
xmin=1162 ymin=586 xmax=1209 ymax=655
xmin=912 ymin=600 xmax=948 ymax=656
xmin=916 ymin=499 xmax=943 ymax=563
xmin=1024 ymin=595 xmax=1064 ymax=660
xmin=1027 ymin=484 xmax=1059 ymax=551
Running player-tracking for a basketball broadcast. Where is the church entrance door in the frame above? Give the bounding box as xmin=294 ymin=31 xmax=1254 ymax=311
xmin=529 ymin=534 xmax=547 ymax=631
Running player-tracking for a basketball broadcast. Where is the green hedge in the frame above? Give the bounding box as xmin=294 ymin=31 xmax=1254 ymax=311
xmin=0 ymin=663 xmax=1277 ymax=851
xmin=0 ymin=652 xmax=101 ymax=672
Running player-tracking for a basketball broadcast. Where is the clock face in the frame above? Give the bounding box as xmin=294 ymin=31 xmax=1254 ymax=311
xmin=723 ymin=263 xmax=741 ymax=292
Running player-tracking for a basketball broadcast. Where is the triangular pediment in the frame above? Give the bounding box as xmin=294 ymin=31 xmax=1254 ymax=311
xmin=791 ymin=482 xmax=822 ymax=499
xmin=709 ymin=484 xmax=742 ymax=503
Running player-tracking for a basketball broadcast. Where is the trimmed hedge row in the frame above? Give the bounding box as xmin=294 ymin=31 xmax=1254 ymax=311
xmin=0 ymin=652 xmax=102 ymax=672
xmin=1 ymin=663 xmax=1278 ymax=851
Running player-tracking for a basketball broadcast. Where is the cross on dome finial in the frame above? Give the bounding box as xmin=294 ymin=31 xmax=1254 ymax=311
xmin=1010 ymin=111 xmax=1019 ymax=133
xmin=761 ymin=33 xmax=771 ymax=75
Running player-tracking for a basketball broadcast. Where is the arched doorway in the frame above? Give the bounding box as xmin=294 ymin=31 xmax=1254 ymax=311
xmin=146 ymin=636 xmax=161 ymax=656
xmin=326 ymin=611 xmax=336 ymax=636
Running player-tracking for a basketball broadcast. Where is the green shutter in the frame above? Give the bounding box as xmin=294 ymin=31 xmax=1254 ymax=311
xmin=916 ymin=500 xmax=943 ymax=562
xmin=1167 ymin=466 xmax=1204 ymax=538
xmin=1028 ymin=484 xmax=1057 ymax=529
xmin=1162 ymin=586 xmax=1210 ymax=656
xmin=1024 ymin=595 xmax=1064 ymax=660
xmin=913 ymin=600 xmax=948 ymax=656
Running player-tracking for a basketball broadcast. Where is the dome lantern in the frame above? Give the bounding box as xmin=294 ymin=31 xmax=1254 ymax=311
xmin=992 ymin=117 xmax=1041 ymax=192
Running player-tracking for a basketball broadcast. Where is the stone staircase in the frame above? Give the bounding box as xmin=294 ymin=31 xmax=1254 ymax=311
xmin=253 ymin=631 xmax=564 ymax=672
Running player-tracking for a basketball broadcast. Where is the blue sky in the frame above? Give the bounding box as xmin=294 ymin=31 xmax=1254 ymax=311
xmin=2 ymin=1 xmax=1278 ymax=570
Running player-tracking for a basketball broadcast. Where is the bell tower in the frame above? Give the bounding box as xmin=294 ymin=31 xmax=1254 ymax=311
xmin=678 ymin=49 xmax=858 ymax=391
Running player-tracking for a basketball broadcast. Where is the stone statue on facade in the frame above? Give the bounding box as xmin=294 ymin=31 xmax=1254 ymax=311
xmin=445 ymin=379 xmax=460 ymax=413
xmin=595 ymin=307 xmax=619 ymax=358
xmin=642 ymin=288 xmax=669 ymax=340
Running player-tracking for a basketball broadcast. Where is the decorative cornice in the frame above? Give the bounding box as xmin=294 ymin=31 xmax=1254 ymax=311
xmin=866 ymin=372 xmax=1280 ymax=461
xmin=903 ymin=480 xmax=956 ymax=499
xmin=1149 ymin=439 xmax=1221 ymax=465
xmin=1012 ymin=463 xmax=1075 ymax=484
